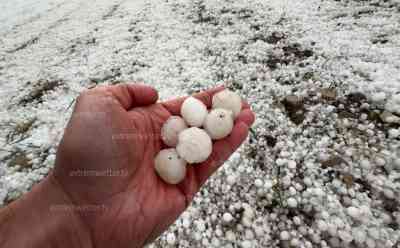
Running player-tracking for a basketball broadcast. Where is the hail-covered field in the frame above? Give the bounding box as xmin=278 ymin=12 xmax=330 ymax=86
xmin=1 ymin=0 xmax=400 ymax=247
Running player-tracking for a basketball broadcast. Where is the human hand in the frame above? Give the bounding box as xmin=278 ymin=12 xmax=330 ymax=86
xmin=1 ymin=83 xmax=255 ymax=248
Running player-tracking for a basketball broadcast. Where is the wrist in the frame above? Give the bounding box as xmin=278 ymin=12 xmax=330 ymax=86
xmin=0 ymin=172 xmax=93 ymax=248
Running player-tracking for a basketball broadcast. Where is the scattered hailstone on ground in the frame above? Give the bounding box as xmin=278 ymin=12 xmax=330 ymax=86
xmin=161 ymin=116 xmax=188 ymax=147
xmin=212 ymin=89 xmax=242 ymax=118
xmin=385 ymin=93 xmax=400 ymax=115
xmin=204 ymin=108 xmax=234 ymax=140
xmin=388 ymin=128 xmax=399 ymax=138
xmin=166 ymin=233 xmax=176 ymax=245
xmin=371 ymin=92 xmax=386 ymax=102
xmin=347 ymin=206 xmax=360 ymax=220
xmin=287 ymin=197 xmax=298 ymax=208
xmin=176 ymin=127 xmax=212 ymax=163
xmin=181 ymin=97 xmax=208 ymax=127
xmin=280 ymin=231 xmax=290 ymax=241
xmin=226 ymin=174 xmax=236 ymax=185
xmin=154 ymin=148 xmax=187 ymax=184
xmin=222 ymin=212 xmax=234 ymax=223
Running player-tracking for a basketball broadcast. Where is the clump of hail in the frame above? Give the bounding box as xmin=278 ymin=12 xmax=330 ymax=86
xmin=204 ymin=108 xmax=234 ymax=140
xmin=176 ymin=127 xmax=213 ymax=163
xmin=154 ymin=89 xmax=243 ymax=184
xmin=154 ymin=148 xmax=187 ymax=184
xmin=212 ymin=89 xmax=242 ymax=118
xmin=161 ymin=116 xmax=188 ymax=147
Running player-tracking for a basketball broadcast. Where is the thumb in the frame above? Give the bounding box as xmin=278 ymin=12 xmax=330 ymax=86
xmin=98 ymin=83 xmax=159 ymax=110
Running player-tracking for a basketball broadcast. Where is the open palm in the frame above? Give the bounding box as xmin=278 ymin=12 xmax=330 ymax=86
xmin=53 ymin=84 xmax=255 ymax=248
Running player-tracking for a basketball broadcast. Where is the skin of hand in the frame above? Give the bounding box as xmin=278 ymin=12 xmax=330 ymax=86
xmin=0 ymin=84 xmax=255 ymax=248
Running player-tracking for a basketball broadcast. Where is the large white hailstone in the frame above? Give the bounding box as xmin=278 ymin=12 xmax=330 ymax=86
xmin=176 ymin=127 xmax=212 ymax=163
xmin=204 ymin=108 xmax=234 ymax=140
xmin=154 ymin=149 xmax=186 ymax=184
xmin=181 ymin=97 xmax=208 ymax=127
xmin=161 ymin=116 xmax=188 ymax=147
xmin=212 ymin=89 xmax=242 ymax=118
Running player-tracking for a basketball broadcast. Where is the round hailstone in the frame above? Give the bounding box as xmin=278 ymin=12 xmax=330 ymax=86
xmin=394 ymin=158 xmax=400 ymax=170
xmin=212 ymin=89 xmax=242 ymax=118
xmin=338 ymin=230 xmax=353 ymax=243
xmin=280 ymin=231 xmax=290 ymax=241
xmin=347 ymin=206 xmax=360 ymax=219
xmin=154 ymin=149 xmax=186 ymax=184
xmin=254 ymin=179 xmax=263 ymax=188
xmin=166 ymin=233 xmax=176 ymax=245
xmin=222 ymin=213 xmax=233 ymax=223
xmin=375 ymin=157 xmax=386 ymax=166
xmin=176 ymin=127 xmax=212 ymax=163
xmin=226 ymin=175 xmax=236 ymax=185
xmin=287 ymin=198 xmax=298 ymax=208
xmin=317 ymin=220 xmax=328 ymax=231
xmin=161 ymin=116 xmax=188 ymax=147
xmin=241 ymin=240 xmax=252 ymax=248
xmin=290 ymin=238 xmax=300 ymax=247
xmin=181 ymin=97 xmax=208 ymax=127
xmin=204 ymin=108 xmax=234 ymax=140
xmin=353 ymin=229 xmax=366 ymax=243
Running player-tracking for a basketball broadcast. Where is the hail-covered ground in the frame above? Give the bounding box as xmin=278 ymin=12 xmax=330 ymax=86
xmin=1 ymin=0 xmax=400 ymax=247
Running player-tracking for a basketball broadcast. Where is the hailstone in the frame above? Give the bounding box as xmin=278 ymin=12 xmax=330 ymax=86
xmin=161 ymin=116 xmax=188 ymax=147
xmin=204 ymin=108 xmax=234 ymax=140
xmin=154 ymin=148 xmax=187 ymax=184
xmin=212 ymin=89 xmax=242 ymax=118
xmin=181 ymin=97 xmax=208 ymax=127
xmin=176 ymin=127 xmax=212 ymax=163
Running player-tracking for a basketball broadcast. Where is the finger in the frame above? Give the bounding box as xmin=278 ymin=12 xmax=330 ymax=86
xmin=161 ymin=85 xmax=225 ymax=115
xmin=194 ymin=122 xmax=249 ymax=186
xmin=235 ymin=109 xmax=255 ymax=127
xmin=242 ymin=99 xmax=250 ymax=110
xmin=105 ymin=83 xmax=158 ymax=110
